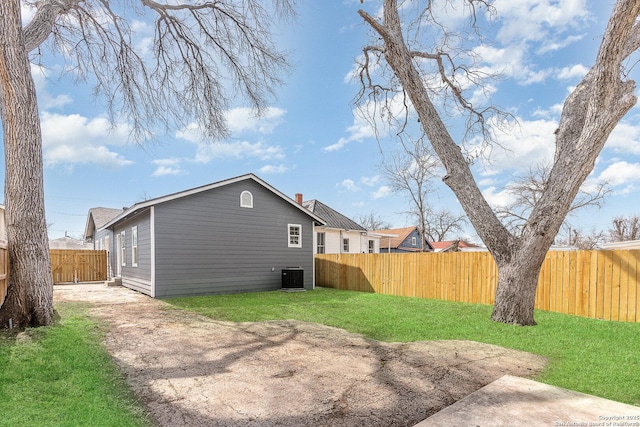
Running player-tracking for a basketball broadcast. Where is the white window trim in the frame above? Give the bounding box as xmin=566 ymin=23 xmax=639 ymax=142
xmin=240 ymin=190 xmax=253 ymax=208
xmin=120 ymin=230 xmax=126 ymax=266
xmin=288 ymin=224 xmax=302 ymax=248
xmin=131 ymin=226 xmax=138 ymax=267
xmin=343 ymin=238 xmax=349 ymax=253
xmin=411 ymin=236 xmax=417 ymax=246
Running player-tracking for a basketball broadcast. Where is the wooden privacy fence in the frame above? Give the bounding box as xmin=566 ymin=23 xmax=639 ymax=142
xmin=50 ymin=250 xmax=107 ymax=284
xmin=315 ymin=249 xmax=640 ymax=323
xmin=0 ymin=249 xmax=107 ymax=308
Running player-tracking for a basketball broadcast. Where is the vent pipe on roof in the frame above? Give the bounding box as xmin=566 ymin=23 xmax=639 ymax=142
xmin=295 ymin=193 xmax=303 ymax=205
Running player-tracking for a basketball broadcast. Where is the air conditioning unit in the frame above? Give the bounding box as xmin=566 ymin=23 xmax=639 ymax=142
xmin=281 ymin=268 xmax=304 ymax=289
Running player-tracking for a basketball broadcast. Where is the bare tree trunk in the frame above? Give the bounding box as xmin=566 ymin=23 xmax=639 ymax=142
xmin=359 ymin=0 xmax=640 ymax=325
xmin=490 ymin=243 xmax=548 ymax=325
xmin=0 ymin=0 xmax=54 ymax=328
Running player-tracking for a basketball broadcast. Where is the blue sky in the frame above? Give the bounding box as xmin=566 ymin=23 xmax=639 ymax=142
xmin=7 ymin=0 xmax=640 ymax=242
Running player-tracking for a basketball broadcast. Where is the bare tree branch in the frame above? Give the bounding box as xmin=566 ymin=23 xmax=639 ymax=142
xmin=496 ymin=164 xmax=611 ymax=235
xmin=356 ymin=212 xmax=391 ymax=231
xmin=26 ymin=0 xmax=296 ymax=141
xmin=609 ymin=215 xmax=640 ymax=241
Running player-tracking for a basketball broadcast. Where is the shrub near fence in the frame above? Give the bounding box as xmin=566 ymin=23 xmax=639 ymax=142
xmin=315 ymin=249 xmax=640 ymax=323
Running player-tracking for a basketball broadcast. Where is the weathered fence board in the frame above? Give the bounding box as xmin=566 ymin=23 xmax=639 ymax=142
xmin=315 ymin=249 xmax=640 ymax=322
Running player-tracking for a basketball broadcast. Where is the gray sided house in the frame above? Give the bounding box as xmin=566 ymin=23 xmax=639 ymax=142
xmin=86 ymin=174 xmax=324 ymax=298
xmin=85 ymin=207 xmax=125 ymax=277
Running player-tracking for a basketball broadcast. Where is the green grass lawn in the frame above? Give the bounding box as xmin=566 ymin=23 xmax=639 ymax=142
xmin=0 ymin=303 xmax=152 ymax=427
xmin=166 ymin=287 xmax=640 ymax=406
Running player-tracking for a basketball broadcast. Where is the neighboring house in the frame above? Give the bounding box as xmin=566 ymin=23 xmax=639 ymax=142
xmin=430 ymin=240 xmax=485 ymax=252
xmin=86 ymin=174 xmax=324 ymax=298
xmin=85 ymin=207 xmax=125 ymax=245
xmin=84 ymin=207 xmax=124 ymax=278
xmin=299 ymin=197 xmax=381 ymax=253
xmin=599 ymin=240 xmax=640 ymax=250
xmin=371 ymin=226 xmax=434 ymax=253
xmin=49 ymin=235 xmax=93 ymax=250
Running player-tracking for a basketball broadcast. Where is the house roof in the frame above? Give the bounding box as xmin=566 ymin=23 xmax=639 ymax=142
xmin=599 ymin=239 xmax=640 ymax=250
xmin=371 ymin=226 xmax=433 ymax=251
xmin=373 ymin=226 xmax=415 ymax=249
xmin=430 ymin=240 xmax=481 ymax=252
xmin=302 ymin=199 xmax=366 ymax=231
xmin=84 ymin=207 xmax=124 ymax=240
xmin=100 ymin=173 xmax=325 ymax=230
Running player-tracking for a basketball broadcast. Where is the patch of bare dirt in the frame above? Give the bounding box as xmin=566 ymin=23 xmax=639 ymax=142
xmin=54 ymin=284 xmax=547 ymax=427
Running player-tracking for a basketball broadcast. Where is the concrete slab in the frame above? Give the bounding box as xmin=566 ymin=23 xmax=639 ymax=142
xmin=415 ymin=375 xmax=640 ymax=427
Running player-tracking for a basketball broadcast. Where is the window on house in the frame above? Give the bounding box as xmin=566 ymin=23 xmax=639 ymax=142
xmin=131 ymin=226 xmax=138 ymax=267
xmin=343 ymin=238 xmax=349 ymax=253
xmin=317 ymin=232 xmax=325 ymax=254
xmin=120 ymin=231 xmax=126 ymax=266
xmin=411 ymin=236 xmax=417 ymax=246
xmin=240 ymin=190 xmax=253 ymax=208
xmin=288 ymin=224 xmax=302 ymax=248
xmin=368 ymin=240 xmax=374 ymax=253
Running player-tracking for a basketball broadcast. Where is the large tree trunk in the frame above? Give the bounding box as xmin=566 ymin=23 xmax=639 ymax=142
xmin=490 ymin=244 xmax=549 ymax=326
xmin=0 ymin=0 xmax=54 ymax=328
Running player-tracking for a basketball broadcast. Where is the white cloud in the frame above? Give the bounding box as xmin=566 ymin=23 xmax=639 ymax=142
xmin=481 ymin=185 xmax=515 ymax=209
xmin=259 ymin=164 xmax=288 ymax=174
xmin=31 ymin=64 xmax=73 ymax=109
xmin=152 ymin=159 xmax=186 ymax=177
xmin=225 ymin=107 xmax=286 ymax=135
xmin=470 ymin=1 xmax=591 ymax=86
xmin=493 ymin=0 xmax=591 ymax=45
xmin=324 ymin=137 xmax=350 ymax=153
xmin=537 ymin=34 xmax=585 ymax=54
xmin=597 ymin=161 xmax=640 ymax=187
xmin=176 ymin=123 xmax=285 ymax=163
xmin=532 ymin=103 xmax=564 ymax=119
xmin=40 ymin=112 xmax=133 ymax=168
xmin=325 ymin=114 xmax=377 ymax=152
xmin=474 ymin=117 xmax=557 ymax=173
xmin=556 ymin=64 xmax=589 ymax=80
xmin=152 ymin=165 xmax=185 ymax=177
xmin=330 ymin=92 xmax=408 ymax=152
xmin=605 ymin=122 xmax=640 ymax=155
xmin=371 ymin=185 xmax=392 ymax=199
xmin=360 ymin=175 xmax=382 ymax=187
xmin=176 ymin=107 xmax=286 ymax=142
xmin=339 ymin=179 xmax=360 ymax=192
xmin=478 ymin=177 xmax=497 ymax=187
xmin=192 ymin=140 xmax=285 ymax=164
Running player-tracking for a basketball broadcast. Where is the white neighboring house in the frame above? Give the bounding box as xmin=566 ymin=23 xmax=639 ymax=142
xmin=298 ymin=196 xmax=382 ymax=254
xmin=599 ymin=240 xmax=640 ymax=250
xmin=49 ymin=235 xmax=93 ymax=250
